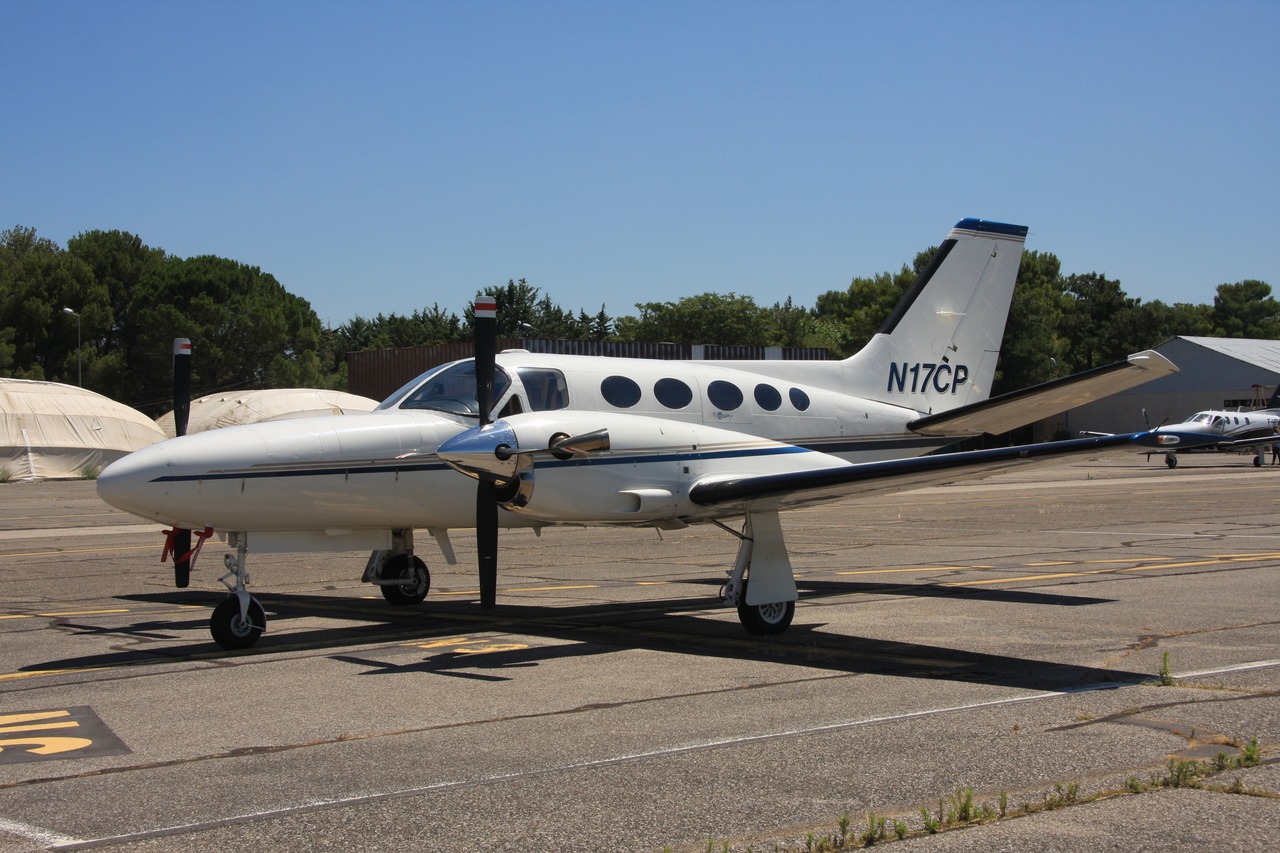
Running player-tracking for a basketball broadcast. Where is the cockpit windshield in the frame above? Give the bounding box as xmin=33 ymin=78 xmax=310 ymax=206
xmin=375 ymin=360 xmax=511 ymax=418
xmin=1189 ymin=413 xmax=1212 ymax=424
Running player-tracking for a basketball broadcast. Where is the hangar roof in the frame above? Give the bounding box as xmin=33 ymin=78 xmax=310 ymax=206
xmin=1174 ymin=336 xmax=1280 ymax=375
xmin=1 ymin=379 xmax=164 ymax=481
xmin=155 ymin=388 xmax=379 ymax=437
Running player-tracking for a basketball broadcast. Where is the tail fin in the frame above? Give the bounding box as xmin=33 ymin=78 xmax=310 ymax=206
xmin=842 ymin=218 xmax=1028 ymax=414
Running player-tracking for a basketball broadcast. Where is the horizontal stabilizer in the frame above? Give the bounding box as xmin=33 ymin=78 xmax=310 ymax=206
xmin=907 ymin=350 xmax=1179 ymax=437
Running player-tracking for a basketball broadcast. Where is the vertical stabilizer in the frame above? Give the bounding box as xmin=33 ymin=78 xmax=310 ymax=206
xmin=842 ymin=218 xmax=1028 ymax=414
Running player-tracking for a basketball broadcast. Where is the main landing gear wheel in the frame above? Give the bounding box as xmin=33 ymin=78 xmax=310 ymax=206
xmin=211 ymin=596 xmax=265 ymax=649
xmin=736 ymin=581 xmax=795 ymax=635
xmin=380 ymin=554 xmax=430 ymax=605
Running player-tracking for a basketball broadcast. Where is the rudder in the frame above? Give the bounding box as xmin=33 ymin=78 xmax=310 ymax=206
xmin=842 ymin=218 xmax=1028 ymax=414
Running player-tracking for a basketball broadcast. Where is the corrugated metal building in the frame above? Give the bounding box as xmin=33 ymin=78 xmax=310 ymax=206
xmin=347 ymin=339 xmax=830 ymax=403
xmin=1060 ymin=337 xmax=1280 ymax=436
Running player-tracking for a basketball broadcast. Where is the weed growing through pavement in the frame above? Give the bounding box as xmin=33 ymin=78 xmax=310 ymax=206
xmin=672 ymin=735 xmax=1266 ymax=851
xmin=1157 ymin=650 xmax=1176 ymax=686
xmin=920 ymin=805 xmax=939 ymax=834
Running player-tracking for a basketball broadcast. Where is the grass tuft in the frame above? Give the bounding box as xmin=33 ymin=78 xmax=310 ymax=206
xmin=1157 ymin=650 xmax=1176 ymax=686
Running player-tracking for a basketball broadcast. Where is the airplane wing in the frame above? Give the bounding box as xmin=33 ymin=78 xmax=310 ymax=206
xmin=908 ymin=350 xmax=1178 ymax=437
xmin=1217 ymin=435 xmax=1280 ymax=450
xmin=689 ymin=432 xmax=1140 ymax=515
xmin=1156 ymin=432 xmax=1280 ymax=452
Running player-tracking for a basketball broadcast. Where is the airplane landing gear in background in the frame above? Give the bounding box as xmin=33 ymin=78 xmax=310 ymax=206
xmin=378 ymin=553 xmax=431 ymax=605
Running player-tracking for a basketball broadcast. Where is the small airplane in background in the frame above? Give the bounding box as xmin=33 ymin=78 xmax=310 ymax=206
xmin=1134 ymin=392 xmax=1280 ymax=468
xmin=97 ymin=218 xmax=1180 ymax=649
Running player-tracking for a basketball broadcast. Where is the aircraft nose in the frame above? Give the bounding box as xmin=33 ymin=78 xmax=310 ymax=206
xmin=97 ymin=442 xmax=171 ymax=518
xmin=437 ymin=421 xmax=519 ymax=479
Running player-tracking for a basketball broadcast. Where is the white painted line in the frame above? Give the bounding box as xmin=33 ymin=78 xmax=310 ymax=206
xmin=47 ymin=668 xmax=1274 ymax=849
xmin=0 ymin=816 xmax=82 ymax=846
xmin=52 ymin=685 xmax=1100 ymax=849
xmin=1177 ymin=659 xmax=1280 ymax=679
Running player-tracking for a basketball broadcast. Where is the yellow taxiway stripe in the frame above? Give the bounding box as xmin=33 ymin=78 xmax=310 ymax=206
xmin=433 ymin=584 xmax=600 ymax=596
xmin=0 ymin=667 xmax=109 ymax=683
xmin=1 ymin=605 xmax=202 ymax=621
xmin=0 ymin=545 xmax=158 ymax=558
xmin=945 ymin=553 xmax=1280 ymax=587
xmin=836 ymin=566 xmax=992 ymax=576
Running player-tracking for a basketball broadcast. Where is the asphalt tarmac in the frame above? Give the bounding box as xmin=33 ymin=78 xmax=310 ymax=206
xmin=1 ymin=452 xmax=1277 ymax=851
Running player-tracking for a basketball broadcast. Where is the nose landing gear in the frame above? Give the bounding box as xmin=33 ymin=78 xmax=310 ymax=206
xmin=211 ymin=534 xmax=266 ymax=649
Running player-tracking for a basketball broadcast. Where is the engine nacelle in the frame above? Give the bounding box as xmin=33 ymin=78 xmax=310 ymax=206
xmin=437 ymin=410 xmax=826 ymax=524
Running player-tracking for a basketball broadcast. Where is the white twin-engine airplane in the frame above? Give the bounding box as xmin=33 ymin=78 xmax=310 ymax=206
xmin=98 ymin=218 xmax=1180 ymax=649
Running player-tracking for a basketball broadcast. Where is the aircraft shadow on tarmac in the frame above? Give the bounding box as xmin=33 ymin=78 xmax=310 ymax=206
xmin=29 ymin=580 xmax=1146 ymax=694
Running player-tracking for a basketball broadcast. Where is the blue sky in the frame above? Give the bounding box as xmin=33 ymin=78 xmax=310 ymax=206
xmin=5 ymin=1 xmax=1277 ymax=328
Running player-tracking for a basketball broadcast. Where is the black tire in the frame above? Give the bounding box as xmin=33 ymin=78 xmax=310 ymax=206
xmin=736 ymin=580 xmax=795 ymax=635
xmin=211 ymin=596 xmax=265 ymax=649
xmin=1166 ymin=454 xmax=1178 ymax=469
xmin=1253 ymin=455 xmax=1263 ymax=468
xmin=380 ymin=554 xmax=430 ymax=605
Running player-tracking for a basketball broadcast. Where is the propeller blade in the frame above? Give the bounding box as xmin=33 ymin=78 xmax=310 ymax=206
xmin=475 ymin=295 xmax=497 ymax=427
xmin=477 ymin=479 xmax=498 ymax=608
xmin=473 ymin=296 xmax=499 ymax=608
xmin=172 ymin=338 xmax=192 ymax=588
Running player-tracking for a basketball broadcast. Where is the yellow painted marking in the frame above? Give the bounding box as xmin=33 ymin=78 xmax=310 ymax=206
xmin=1 ymin=710 xmax=71 ymax=726
xmin=37 ymin=609 xmax=130 ymax=618
xmin=0 ymin=736 xmax=94 ymax=755
xmin=836 ymin=566 xmax=991 ymax=576
xmin=402 ymin=637 xmax=479 ymax=650
xmin=0 ymin=667 xmax=107 ymax=683
xmin=0 ymin=720 xmax=79 ymax=734
xmin=944 ymin=556 xmax=1263 ymax=587
xmin=453 ymin=643 xmax=528 ymax=654
xmin=0 ymin=711 xmax=92 ymax=756
xmin=434 ymin=584 xmax=599 ymax=596
xmin=0 ymin=545 xmax=158 ymax=558
xmin=401 ymin=637 xmax=529 ymax=655
xmin=511 ymin=584 xmax=599 ymax=592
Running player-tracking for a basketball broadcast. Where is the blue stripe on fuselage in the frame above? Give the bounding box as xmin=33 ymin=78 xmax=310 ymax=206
xmin=148 ymin=434 xmax=946 ymax=484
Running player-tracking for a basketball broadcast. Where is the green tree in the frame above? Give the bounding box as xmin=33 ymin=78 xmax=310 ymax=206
xmin=614 ymin=292 xmax=769 ymax=345
xmin=992 ymin=250 xmax=1069 ymax=394
xmin=813 ymin=247 xmax=938 ymax=356
xmin=1060 ymin=272 xmax=1147 ymax=370
xmin=0 ymin=225 xmax=105 ymax=384
xmin=122 ymin=255 xmax=324 ymax=413
xmin=65 ymin=229 xmax=168 ymax=399
xmin=1210 ymin=280 xmax=1280 ymax=338
xmin=1138 ymin=300 xmax=1213 ymax=341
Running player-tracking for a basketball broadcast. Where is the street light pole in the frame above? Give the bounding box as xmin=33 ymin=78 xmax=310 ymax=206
xmin=62 ymin=307 xmax=81 ymax=387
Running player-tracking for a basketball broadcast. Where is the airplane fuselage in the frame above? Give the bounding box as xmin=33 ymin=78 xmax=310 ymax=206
xmin=97 ymin=353 xmax=947 ymax=543
xmin=1174 ymin=408 xmax=1280 ymax=441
